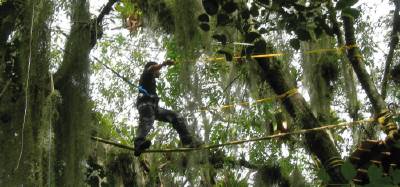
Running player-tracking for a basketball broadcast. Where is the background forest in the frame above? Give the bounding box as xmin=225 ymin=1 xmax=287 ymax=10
xmin=1 ymin=0 xmax=400 ymax=186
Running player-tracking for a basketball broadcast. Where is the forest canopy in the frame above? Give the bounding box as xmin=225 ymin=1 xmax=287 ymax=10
xmin=0 ymin=0 xmax=400 ymax=186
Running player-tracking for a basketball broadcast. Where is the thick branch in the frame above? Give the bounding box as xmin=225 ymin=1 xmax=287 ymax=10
xmin=381 ymin=0 xmax=400 ymax=99
xmin=253 ymin=40 xmax=346 ymax=183
xmin=96 ymin=0 xmax=119 ymax=25
xmin=327 ymin=1 xmax=359 ymax=120
xmin=341 ymin=16 xmax=387 ymax=115
xmin=341 ymin=11 xmax=400 ymax=146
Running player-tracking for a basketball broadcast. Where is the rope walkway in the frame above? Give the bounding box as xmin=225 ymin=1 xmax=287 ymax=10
xmin=92 ymin=117 xmax=374 ymax=153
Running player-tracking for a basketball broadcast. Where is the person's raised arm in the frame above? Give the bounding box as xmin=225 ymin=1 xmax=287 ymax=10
xmin=147 ymin=60 xmax=175 ymax=73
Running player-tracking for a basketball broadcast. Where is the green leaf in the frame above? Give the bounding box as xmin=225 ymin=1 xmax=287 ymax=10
xmin=198 ymin=13 xmax=209 ymax=22
xmin=241 ymin=9 xmax=250 ymax=20
xmin=250 ymin=4 xmax=259 ymax=17
xmin=222 ymin=1 xmax=237 ymax=14
xmin=258 ymin=0 xmax=270 ymax=6
xmin=392 ymin=169 xmax=400 ymax=184
xmin=243 ymin=46 xmax=254 ymax=56
xmin=245 ymin=32 xmax=261 ymax=43
xmin=199 ymin=23 xmax=210 ymax=31
xmin=253 ymin=39 xmax=267 ymax=54
xmin=336 ymin=0 xmax=358 ymax=10
xmin=394 ymin=142 xmax=400 ymax=149
xmin=259 ymin=28 xmax=268 ymax=34
xmin=289 ymin=38 xmax=300 ymax=50
xmin=295 ymin=28 xmax=311 ymax=41
xmin=242 ymin=23 xmax=250 ymax=32
xmin=217 ymin=13 xmax=230 ymax=26
xmin=217 ymin=50 xmax=233 ymax=61
xmin=212 ymin=34 xmax=227 ymax=45
xmin=202 ymin=0 xmax=219 ymax=16
xmin=368 ymin=165 xmax=383 ymax=183
xmin=317 ymin=168 xmax=331 ymax=183
xmin=342 ymin=7 xmax=360 ymax=19
xmin=340 ymin=161 xmax=357 ymax=181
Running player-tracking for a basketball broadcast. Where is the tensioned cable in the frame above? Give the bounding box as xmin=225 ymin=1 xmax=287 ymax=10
xmin=207 ymin=45 xmax=358 ymax=61
xmin=92 ymin=45 xmax=358 ymax=113
xmin=199 ymin=88 xmax=298 ymax=112
xmin=91 ymin=117 xmax=375 ymax=153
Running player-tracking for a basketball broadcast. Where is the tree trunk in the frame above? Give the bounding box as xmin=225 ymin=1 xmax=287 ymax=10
xmin=0 ymin=0 xmax=54 ymax=186
xmin=254 ymin=40 xmax=346 ymax=183
xmin=53 ymin=0 xmax=93 ymax=186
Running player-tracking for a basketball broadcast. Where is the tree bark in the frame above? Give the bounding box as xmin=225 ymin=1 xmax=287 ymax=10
xmin=341 ymin=14 xmax=399 ymax=145
xmin=0 ymin=0 xmax=54 ymax=186
xmin=53 ymin=0 xmax=120 ymax=185
xmin=327 ymin=2 xmax=360 ymax=121
xmin=53 ymin=0 xmax=93 ymax=185
xmin=253 ymin=40 xmax=346 ymax=183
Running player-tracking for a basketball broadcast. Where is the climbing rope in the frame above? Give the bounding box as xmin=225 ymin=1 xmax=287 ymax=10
xmin=207 ymin=44 xmax=358 ymax=61
xmin=92 ymin=117 xmax=374 ymax=153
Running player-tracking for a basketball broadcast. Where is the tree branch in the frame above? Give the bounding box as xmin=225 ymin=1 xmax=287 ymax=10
xmin=341 ymin=8 xmax=400 ymax=146
xmin=341 ymin=17 xmax=387 ymax=115
xmin=327 ymin=1 xmax=360 ymax=120
xmin=381 ymin=0 xmax=400 ymax=99
xmin=96 ymin=0 xmax=120 ymax=25
xmin=253 ymin=40 xmax=347 ymax=183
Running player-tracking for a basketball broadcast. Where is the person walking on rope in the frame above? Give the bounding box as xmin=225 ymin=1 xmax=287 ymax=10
xmin=134 ymin=60 xmax=201 ymax=156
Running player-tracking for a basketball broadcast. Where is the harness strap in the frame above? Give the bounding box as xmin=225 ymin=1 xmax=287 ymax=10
xmin=138 ymin=85 xmax=151 ymax=96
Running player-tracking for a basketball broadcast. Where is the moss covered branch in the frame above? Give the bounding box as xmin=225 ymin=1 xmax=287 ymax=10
xmin=341 ymin=10 xmax=399 ymax=145
xmin=327 ymin=1 xmax=359 ymax=120
xmin=381 ymin=0 xmax=400 ymax=99
xmin=253 ymin=40 xmax=346 ymax=183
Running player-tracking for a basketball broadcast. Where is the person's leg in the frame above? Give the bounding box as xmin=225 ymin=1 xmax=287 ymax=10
xmin=156 ymin=107 xmax=201 ymax=147
xmin=134 ymin=101 xmax=155 ymax=156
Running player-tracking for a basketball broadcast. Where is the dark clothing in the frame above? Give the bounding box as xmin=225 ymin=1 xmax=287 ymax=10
xmin=135 ymin=101 xmax=193 ymax=145
xmin=134 ymin=62 xmax=196 ymax=156
xmin=137 ymin=62 xmax=159 ymax=103
xmin=139 ymin=62 xmax=157 ymax=96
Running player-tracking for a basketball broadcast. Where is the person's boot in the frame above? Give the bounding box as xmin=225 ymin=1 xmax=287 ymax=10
xmin=134 ymin=138 xmax=151 ymax=156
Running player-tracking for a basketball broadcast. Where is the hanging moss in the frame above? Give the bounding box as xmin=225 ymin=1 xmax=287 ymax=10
xmin=301 ymin=34 xmax=339 ymax=118
xmin=53 ymin=0 xmax=93 ymax=186
xmin=40 ymin=91 xmax=61 ymax=186
xmin=136 ymin=0 xmax=175 ymax=33
xmin=0 ymin=0 xmax=55 ymax=186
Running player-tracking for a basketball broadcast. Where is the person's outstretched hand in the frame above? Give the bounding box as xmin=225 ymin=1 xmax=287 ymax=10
xmin=162 ymin=60 xmax=175 ymax=66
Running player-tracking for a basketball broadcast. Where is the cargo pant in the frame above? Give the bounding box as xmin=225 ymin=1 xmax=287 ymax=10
xmin=134 ymin=99 xmax=194 ymax=146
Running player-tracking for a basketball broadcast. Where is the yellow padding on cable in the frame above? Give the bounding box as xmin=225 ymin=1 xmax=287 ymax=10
xmin=199 ymin=88 xmax=298 ymax=112
xmin=207 ymin=53 xmax=284 ymax=61
xmin=207 ymin=45 xmax=358 ymax=61
xmin=377 ymin=110 xmax=390 ymax=125
xmin=277 ymin=88 xmax=298 ymax=100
